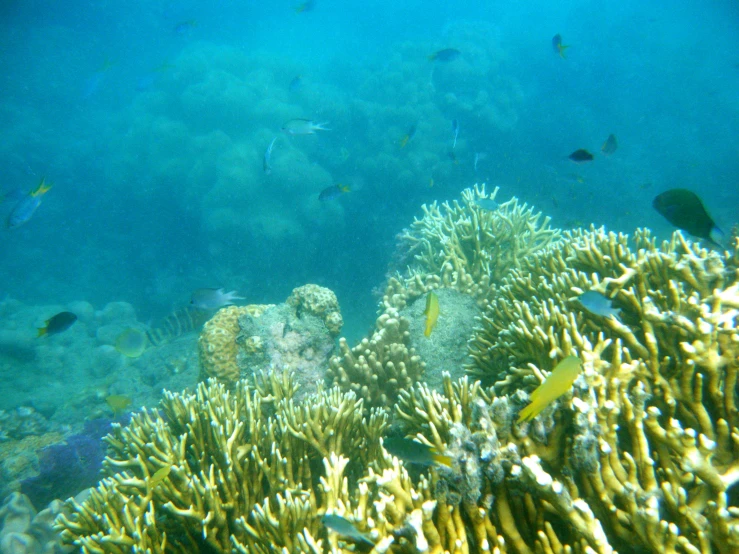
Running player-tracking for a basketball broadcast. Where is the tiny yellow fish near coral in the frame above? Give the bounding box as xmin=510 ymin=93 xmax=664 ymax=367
xmin=517 ymin=355 xmax=582 ymax=423
xmin=149 ymin=465 xmax=171 ymax=488
xmin=424 ymin=291 xmax=439 ymax=337
xmin=105 ymin=394 xmax=132 ymax=416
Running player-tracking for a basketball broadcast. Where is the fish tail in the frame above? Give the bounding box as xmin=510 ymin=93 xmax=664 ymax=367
xmin=37 ymin=326 xmax=48 ymax=337
xmin=517 ymin=400 xmax=543 ymax=423
xmin=433 ymin=453 xmax=453 ymax=467
xmin=32 ymin=178 xmax=52 ymax=197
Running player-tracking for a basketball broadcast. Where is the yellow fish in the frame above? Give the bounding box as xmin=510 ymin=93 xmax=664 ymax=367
xmin=149 ymin=465 xmax=171 ymax=487
xmin=105 ymin=394 xmax=132 ymax=416
xmin=517 ymin=356 xmax=582 ymax=423
xmin=423 ymin=292 xmax=439 ymax=337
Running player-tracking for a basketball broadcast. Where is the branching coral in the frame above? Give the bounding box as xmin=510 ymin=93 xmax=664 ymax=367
xmin=55 ymin=371 xmax=397 ymax=553
xmin=327 ymin=312 xmax=425 ymax=409
xmin=398 ymin=184 xmax=560 ymax=288
xmin=456 ymin=227 xmax=739 ymax=553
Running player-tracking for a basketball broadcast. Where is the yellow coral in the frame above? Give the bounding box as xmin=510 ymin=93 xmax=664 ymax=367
xmin=198 ymin=305 xmax=269 ymax=385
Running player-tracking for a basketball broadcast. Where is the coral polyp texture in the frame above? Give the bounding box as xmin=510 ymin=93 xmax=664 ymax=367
xmin=198 ymin=304 xmax=270 ymax=385
xmin=197 ymin=285 xmax=342 ymax=391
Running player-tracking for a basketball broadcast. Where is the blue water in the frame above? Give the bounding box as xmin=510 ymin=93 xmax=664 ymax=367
xmin=0 ymin=0 xmax=737 ymax=342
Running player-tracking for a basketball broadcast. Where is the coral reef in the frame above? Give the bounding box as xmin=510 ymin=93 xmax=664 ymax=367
xmin=0 ymin=492 xmax=71 ymax=554
xmin=452 ymin=228 xmax=739 ymax=552
xmin=397 ymin=184 xmax=560 ymax=289
xmin=286 ymin=284 xmax=343 ymax=337
xmin=198 ymin=285 xmax=341 ymax=391
xmin=328 ymin=311 xmax=426 ymax=409
xmin=20 ymin=419 xmax=112 ymax=510
xmin=55 ymin=372 xmax=396 ymax=553
xmin=198 ymin=305 xmax=270 ymax=385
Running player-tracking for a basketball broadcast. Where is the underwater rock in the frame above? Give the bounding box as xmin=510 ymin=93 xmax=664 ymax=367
xmin=401 ymin=287 xmax=481 ymax=391
xmin=0 ymin=492 xmax=70 ymax=554
xmin=236 ymin=303 xmax=336 ymax=401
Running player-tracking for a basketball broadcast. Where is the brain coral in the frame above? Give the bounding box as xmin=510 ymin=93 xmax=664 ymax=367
xmin=198 ymin=305 xmax=270 ymax=385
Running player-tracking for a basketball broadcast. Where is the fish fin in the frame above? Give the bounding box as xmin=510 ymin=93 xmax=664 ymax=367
xmin=37 ymin=326 xmax=48 ymax=337
xmin=339 ymin=184 xmax=350 ymax=193
xmin=32 ymin=178 xmax=52 ymax=197
xmin=517 ymin=399 xmax=543 ymax=423
xmin=558 ymin=44 xmax=570 ymax=58
xmin=432 ymin=453 xmax=453 ymax=467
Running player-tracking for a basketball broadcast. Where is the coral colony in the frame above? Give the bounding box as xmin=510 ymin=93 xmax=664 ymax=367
xmin=51 ymin=185 xmax=739 ymax=553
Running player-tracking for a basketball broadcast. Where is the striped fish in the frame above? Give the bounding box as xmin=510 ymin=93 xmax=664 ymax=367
xmin=146 ymin=306 xmax=211 ymax=346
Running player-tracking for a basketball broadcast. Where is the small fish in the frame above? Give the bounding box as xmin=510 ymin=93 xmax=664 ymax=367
xmin=451 ymin=119 xmax=459 ymax=149
xmin=601 ymin=134 xmax=618 ymax=155
xmin=7 ymin=178 xmax=52 ymax=229
xmin=518 ymin=356 xmax=582 ymax=423
xmin=339 ymin=147 xmax=350 ymax=161
xmin=263 ymin=137 xmax=277 ymax=175
xmin=383 ymin=436 xmax=452 ymax=467
xmin=322 ymin=514 xmax=374 ymax=546
xmin=429 ymin=178 xmax=434 ymax=188
xmin=173 ymin=20 xmax=197 ymax=34
xmin=552 ymin=34 xmax=570 ymax=58
xmin=37 ymin=311 xmax=77 ymax=337
xmin=115 ymin=328 xmax=148 ymax=358
xmin=652 ymin=189 xmax=724 ymax=246
xmin=568 ymin=149 xmax=594 ymax=163
xmin=476 ymin=198 xmax=499 ymax=211
xmin=428 ymin=48 xmax=461 ymax=62
xmin=576 ymin=291 xmax=620 ymax=319
xmin=281 ymin=119 xmax=330 ymax=135
xmin=149 ymin=466 xmax=171 ymax=487
xmin=191 ymin=288 xmax=245 ymax=310
xmin=288 ymin=75 xmax=303 ymax=92
xmin=319 ymin=184 xmax=350 ymax=201
xmin=106 ymin=394 xmax=132 ymax=416
xmin=423 ymin=292 xmax=439 ymax=337
xmin=294 ymin=0 xmax=315 ymax=13
xmin=399 ymin=123 xmax=417 ymax=149
xmin=146 ymin=306 xmax=210 ymax=346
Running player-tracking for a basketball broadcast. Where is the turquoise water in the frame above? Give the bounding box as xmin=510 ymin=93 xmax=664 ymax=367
xmin=1 ymin=0 xmax=737 ymax=339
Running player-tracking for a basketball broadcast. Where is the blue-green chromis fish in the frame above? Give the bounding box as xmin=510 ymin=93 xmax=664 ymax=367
xmin=321 ymin=514 xmax=374 ymax=545
xmin=7 ymin=178 xmax=52 ymax=229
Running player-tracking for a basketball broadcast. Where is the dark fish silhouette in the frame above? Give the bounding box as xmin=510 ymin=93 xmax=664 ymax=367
xmin=38 ymin=311 xmax=77 ymax=337
xmin=601 ymin=134 xmax=618 ymax=155
xmin=652 ymin=189 xmax=724 ymax=246
xmin=383 ymin=436 xmax=452 ymax=466
xmin=428 ymin=48 xmax=461 ymax=62
xmin=568 ymin=149 xmax=594 ymax=163
xmin=552 ymin=34 xmax=570 ymax=58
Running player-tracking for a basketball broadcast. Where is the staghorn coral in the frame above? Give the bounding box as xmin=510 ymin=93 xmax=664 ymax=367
xmin=450 ymin=228 xmax=739 ymax=553
xmin=397 ymin=184 xmax=560 ymax=288
xmin=55 ymin=371 xmax=397 ymax=553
